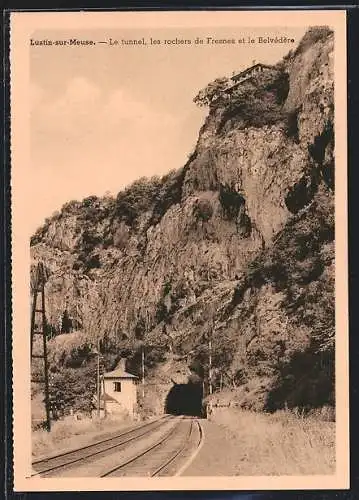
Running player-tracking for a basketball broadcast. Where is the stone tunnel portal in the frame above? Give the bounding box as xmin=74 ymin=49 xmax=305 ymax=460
xmin=164 ymin=380 xmax=205 ymax=417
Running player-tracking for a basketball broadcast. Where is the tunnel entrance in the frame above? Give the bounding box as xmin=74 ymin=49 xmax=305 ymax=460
xmin=164 ymin=380 xmax=205 ymax=417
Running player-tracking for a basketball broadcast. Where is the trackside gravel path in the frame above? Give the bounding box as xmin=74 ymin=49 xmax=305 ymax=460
xmin=182 ymin=418 xmax=240 ymax=476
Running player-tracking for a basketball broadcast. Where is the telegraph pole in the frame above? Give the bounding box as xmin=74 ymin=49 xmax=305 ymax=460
xmin=141 ymin=346 xmax=145 ymax=399
xmin=96 ymin=338 xmax=101 ymax=418
xmin=102 ymin=374 xmax=107 ymax=418
xmin=209 ymin=332 xmax=213 ymax=396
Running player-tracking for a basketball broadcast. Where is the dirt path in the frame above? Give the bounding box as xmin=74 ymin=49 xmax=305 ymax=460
xmin=182 ymin=418 xmax=240 ymax=476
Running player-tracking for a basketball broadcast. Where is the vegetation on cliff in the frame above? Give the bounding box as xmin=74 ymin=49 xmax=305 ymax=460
xmin=30 ymin=26 xmax=335 ymax=418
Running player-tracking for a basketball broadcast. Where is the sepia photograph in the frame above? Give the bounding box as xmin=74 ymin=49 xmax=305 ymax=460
xmin=10 ymin=10 xmax=348 ymax=491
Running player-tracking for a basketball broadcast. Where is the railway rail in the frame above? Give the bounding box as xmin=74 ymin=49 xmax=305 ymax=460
xmin=31 ymin=415 xmax=174 ymax=477
xmin=101 ymin=417 xmax=202 ymax=477
xmin=32 ymin=415 xmax=203 ymax=477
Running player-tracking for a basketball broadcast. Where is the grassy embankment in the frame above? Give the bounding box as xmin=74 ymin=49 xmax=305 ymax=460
xmin=210 ymin=407 xmax=335 ymax=475
xmin=32 ymin=414 xmax=132 ymax=459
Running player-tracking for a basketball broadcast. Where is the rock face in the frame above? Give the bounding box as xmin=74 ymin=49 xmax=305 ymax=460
xmin=31 ymin=27 xmax=335 ymax=413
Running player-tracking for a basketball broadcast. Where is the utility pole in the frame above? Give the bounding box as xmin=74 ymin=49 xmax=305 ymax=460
xmin=220 ymin=372 xmax=223 ymax=392
xmin=102 ymin=374 xmax=107 ymax=418
xmin=96 ymin=338 xmax=101 ymax=418
xmin=209 ymin=333 xmax=213 ymax=396
xmin=141 ymin=346 xmax=145 ymax=399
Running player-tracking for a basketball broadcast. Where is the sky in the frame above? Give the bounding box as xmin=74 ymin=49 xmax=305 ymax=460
xmin=30 ymin=26 xmax=308 ymax=234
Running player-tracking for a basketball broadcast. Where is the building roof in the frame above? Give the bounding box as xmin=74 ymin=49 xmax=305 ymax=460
xmin=103 ymin=368 xmax=138 ymax=379
xmin=231 ymin=63 xmax=275 ymax=82
xmin=92 ymin=392 xmax=119 ymax=407
xmin=100 ymin=392 xmax=118 ymax=402
xmin=103 ymin=358 xmax=138 ymax=379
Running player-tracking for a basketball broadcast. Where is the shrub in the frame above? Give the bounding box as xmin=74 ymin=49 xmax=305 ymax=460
xmin=219 ymin=91 xmax=285 ymax=131
xmin=193 ymin=198 xmax=213 ymax=222
xmin=217 ymin=72 xmax=289 ymax=132
xmin=134 ymin=318 xmax=146 ymax=340
xmin=86 ymin=254 xmax=101 ymax=270
xmin=219 ymin=184 xmax=245 ymax=220
xmin=193 ymin=77 xmax=231 ymax=107
xmin=113 ymin=222 xmax=130 ymax=249
xmin=265 ymin=343 xmax=334 ymax=412
xmin=47 ymin=361 xmax=97 ymax=416
xmin=285 ymin=107 xmax=301 ymax=141
xmin=163 ymin=280 xmax=172 ymax=296
xmin=82 ymin=195 xmax=99 ymax=208
xmin=61 ymin=200 xmax=81 ymax=213
xmin=61 ymin=309 xmax=72 ymax=334
xmin=74 ymin=230 xmax=103 ymax=266
xmin=150 ymin=168 xmax=185 ymax=225
xmin=82 ymin=229 xmax=102 ymax=248
xmin=155 ymin=301 xmax=169 ymax=323
xmin=285 ymin=171 xmax=319 ymax=214
xmin=116 ymin=176 xmax=161 ymax=226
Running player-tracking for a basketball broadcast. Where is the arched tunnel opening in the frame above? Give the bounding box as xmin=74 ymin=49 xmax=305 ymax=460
xmin=164 ymin=379 xmax=206 ymax=418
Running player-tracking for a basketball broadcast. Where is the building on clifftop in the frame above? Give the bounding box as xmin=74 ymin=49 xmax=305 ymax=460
xmin=209 ymin=62 xmax=282 ymax=106
xmin=227 ymin=63 xmax=279 ymax=91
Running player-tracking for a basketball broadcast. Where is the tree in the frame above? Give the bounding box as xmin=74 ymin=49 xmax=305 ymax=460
xmin=193 ymin=77 xmax=230 ymax=107
xmin=49 ymin=362 xmax=97 ymax=416
xmin=116 ymin=176 xmax=162 ymax=226
xmin=61 ymin=309 xmax=72 ymax=334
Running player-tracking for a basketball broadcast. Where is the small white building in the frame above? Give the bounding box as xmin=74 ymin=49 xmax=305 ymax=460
xmin=101 ymin=359 xmax=138 ymax=417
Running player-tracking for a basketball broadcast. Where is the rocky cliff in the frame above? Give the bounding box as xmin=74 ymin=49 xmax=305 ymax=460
xmin=31 ymin=27 xmax=335 ymax=415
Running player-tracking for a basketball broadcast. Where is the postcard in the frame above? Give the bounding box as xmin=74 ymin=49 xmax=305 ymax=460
xmin=10 ymin=9 xmax=348 ymax=492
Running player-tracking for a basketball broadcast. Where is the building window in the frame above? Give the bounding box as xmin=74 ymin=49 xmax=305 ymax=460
xmin=114 ymin=382 xmax=122 ymax=392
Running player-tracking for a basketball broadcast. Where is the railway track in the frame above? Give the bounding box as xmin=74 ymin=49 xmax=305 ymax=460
xmin=101 ymin=417 xmax=203 ymax=477
xmin=31 ymin=415 xmax=175 ymax=477
xmin=32 ymin=415 xmax=203 ymax=477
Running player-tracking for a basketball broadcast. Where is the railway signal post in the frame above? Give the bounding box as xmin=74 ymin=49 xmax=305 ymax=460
xmin=30 ymin=261 xmax=51 ymax=432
